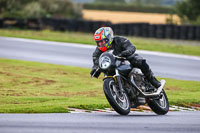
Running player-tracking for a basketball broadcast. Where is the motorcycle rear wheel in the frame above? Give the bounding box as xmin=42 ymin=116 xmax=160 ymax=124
xmin=148 ymin=89 xmax=169 ymax=115
xmin=103 ymin=78 xmax=131 ymax=115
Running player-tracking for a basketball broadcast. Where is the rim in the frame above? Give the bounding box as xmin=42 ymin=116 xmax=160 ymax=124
xmin=109 ymin=80 xmax=129 ymax=110
xmin=155 ymin=92 xmax=167 ymax=109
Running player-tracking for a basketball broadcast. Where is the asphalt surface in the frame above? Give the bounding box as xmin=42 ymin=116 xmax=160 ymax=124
xmin=0 ymin=111 xmax=200 ymax=133
xmin=0 ymin=37 xmax=200 ymax=81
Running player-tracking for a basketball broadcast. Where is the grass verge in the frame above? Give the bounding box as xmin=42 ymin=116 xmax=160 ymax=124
xmin=0 ymin=58 xmax=199 ymax=113
xmin=0 ymin=29 xmax=200 ymax=56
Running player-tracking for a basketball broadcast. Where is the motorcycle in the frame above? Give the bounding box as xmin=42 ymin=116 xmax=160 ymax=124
xmin=91 ymin=50 xmax=169 ymax=115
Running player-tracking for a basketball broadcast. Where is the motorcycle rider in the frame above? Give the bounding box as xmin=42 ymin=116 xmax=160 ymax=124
xmin=90 ymin=27 xmax=161 ymax=88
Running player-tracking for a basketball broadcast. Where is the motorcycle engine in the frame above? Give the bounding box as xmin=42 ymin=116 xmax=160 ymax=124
xmin=129 ymin=68 xmax=147 ymax=106
xmin=130 ymin=68 xmax=145 ymax=91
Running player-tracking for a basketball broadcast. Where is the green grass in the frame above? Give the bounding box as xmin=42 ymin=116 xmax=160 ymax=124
xmin=0 ymin=29 xmax=200 ymax=56
xmin=0 ymin=58 xmax=200 ymax=113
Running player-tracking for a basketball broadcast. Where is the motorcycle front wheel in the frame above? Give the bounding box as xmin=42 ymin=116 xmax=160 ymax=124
xmin=103 ymin=78 xmax=130 ymax=115
xmin=148 ymin=89 xmax=169 ymax=115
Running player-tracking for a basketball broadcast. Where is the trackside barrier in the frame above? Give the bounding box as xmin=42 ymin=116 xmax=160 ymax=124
xmin=0 ymin=18 xmax=199 ymax=40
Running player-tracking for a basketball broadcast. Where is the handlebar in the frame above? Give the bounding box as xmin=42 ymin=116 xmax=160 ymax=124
xmin=113 ymin=55 xmax=126 ymax=60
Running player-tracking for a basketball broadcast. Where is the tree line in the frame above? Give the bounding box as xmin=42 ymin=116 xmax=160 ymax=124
xmin=0 ymin=0 xmax=82 ymax=19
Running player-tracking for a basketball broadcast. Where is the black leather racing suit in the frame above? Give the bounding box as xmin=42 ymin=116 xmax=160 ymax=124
xmin=92 ymin=36 xmax=151 ymax=77
xmin=91 ymin=36 xmax=161 ymax=88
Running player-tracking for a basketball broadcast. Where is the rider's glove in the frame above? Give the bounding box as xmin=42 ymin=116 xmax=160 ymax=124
xmin=90 ymin=68 xmax=101 ymax=78
xmin=90 ymin=68 xmax=96 ymax=77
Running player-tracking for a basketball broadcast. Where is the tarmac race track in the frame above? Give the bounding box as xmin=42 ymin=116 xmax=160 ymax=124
xmin=0 ymin=111 xmax=200 ymax=133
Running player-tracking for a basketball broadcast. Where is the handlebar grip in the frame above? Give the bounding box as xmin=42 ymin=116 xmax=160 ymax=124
xmin=114 ymin=56 xmax=126 ymax=60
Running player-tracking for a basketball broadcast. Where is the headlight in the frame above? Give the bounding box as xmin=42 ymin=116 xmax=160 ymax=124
xmin=99 ymin=56 xmax=111 ymax=70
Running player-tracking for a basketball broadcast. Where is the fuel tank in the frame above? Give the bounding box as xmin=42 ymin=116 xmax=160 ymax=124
xmin=117 ymin=61 xmax=132 ymax=77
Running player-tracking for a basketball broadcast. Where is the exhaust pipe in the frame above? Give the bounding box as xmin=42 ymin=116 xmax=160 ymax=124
xmin=130 ymin=76 xmax=165 ymax=97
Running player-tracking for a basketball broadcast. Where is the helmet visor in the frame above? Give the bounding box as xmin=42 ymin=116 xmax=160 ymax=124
xmin=96 ymin=38 xmax=109 ymax=48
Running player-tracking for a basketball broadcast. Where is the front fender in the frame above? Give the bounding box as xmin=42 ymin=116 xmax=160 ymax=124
xmin=103 ymin=76 xmax=117 ymax=82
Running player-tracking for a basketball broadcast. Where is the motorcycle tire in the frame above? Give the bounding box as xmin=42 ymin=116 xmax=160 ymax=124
xmin=103 ymin=78 xmax=131 ymax=115
xmin=148 ymin=89 xmax=169 ymax=115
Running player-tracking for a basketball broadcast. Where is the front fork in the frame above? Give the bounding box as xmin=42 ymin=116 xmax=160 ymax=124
xmin=114 ymin=69 xmax=124 ymax=94
xmin=104 ymin=69 xmax=124 ymax=95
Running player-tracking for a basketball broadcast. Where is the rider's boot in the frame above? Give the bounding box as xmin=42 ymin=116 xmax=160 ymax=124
xmin=139 ymin=59 xmax=161 ymax=88
xmin=146 ymin=71 xmax=161 ymax=88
